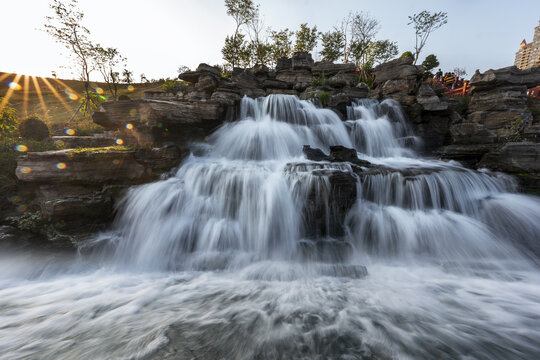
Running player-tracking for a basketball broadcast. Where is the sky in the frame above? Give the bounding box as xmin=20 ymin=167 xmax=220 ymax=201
xmin=1 ymin=0 xmax=539 ymax=81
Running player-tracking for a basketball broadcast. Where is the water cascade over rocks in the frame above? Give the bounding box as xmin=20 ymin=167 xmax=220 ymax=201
xmin=1 ymin=95 xmax=540 ymax=359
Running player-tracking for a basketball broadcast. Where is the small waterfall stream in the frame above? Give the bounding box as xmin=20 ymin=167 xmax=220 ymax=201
xmin=1 ymin=95 xmax=539 ymax=359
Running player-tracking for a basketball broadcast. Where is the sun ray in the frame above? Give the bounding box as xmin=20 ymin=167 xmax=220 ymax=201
xmin=0 ymin=73 xmax=12 ymax=83
xmin=22 ymin=75 xmax=30 ymax=117
xmin=41 ymin=77 xmax=73 ymax=113
xmin=0 ymin=73 xmax=22 ymax=112
xmin=52 ymin=78 xmax=77 ymax=95
xmin=30 ymin=76 xmax=48 ymax=116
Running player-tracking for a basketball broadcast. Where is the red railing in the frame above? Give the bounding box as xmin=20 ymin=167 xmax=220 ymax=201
xmin=444 ymin=81 xmax=471 ymax=97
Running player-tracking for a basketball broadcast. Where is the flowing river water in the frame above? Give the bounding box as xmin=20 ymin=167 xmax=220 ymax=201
xmin=1 ymin=95 xmax=539 ymax=359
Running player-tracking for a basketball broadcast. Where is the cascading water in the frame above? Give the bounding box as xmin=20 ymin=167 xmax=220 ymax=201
xmin=1 ymin=94 xmax=540 ymax=360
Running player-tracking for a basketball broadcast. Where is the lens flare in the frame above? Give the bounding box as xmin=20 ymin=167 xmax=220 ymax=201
xmin=95 ymin=87 xmax=104 ymax=95
xmin=116 ymin=139 xmax=124 ymax=145
xmin=127 ymin=85 xmax=135 ymax=92
xmin=9 ymin=195 xmax=22 ymax=203
xmin=112 ymin=159 xmax=121 ymax=165
xmin=20 ymin=167 xmax=32 ymax=174
xmin=15 ymin=145 xmax=28 ymax=152
xmin=55 ymin=139 xmax=65 ymax=147
xmin=65 ymin=129 xmax=76 ymax=136
xmin=125 ymin=123 xmax=134 ymax=130
xmin=7 ymin=82 xmax=22 ymax=90
xmin=16 ymin=204 xmax=28 ymax=212
xmin=56 ymin=162 xmax=67 ymax=170
xmin=68 ymin=93 xmax=79 ymax=100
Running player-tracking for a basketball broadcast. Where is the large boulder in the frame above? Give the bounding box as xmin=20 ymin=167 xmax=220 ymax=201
xmin=276 ymin=70 xmax=314 ymax=91
xmin=373 ymin=57 xmax=422 ymax=85
xmin=178 ymin=63 xmax=221 ymax=83
xmin=291 ymin=52 xmax=314 ymax=70
xmin=469 ymin=66 xmax=540 ymax=91
xmin=312 ymin=61 xmax=356 ymax=76
xmin=329 ymin=73 xmax=359 ymax=88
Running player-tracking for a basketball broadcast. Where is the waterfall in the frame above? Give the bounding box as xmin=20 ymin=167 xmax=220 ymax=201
xmin=100 ymin=94 xmax=540 ymax=271
xmin=3 ymin=94 xmax=540 ymax=360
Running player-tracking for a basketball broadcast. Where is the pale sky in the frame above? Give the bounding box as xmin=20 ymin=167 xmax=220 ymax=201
xmin=1 ymin=0 xmax=539 ymax=81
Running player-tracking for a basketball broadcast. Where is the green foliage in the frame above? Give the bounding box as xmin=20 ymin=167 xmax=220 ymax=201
xmin=122 ymin=69 xmax=133 ymax=84
xmin=320 ymin=30 xmax=344 ymax=62
xmin=270 ymin=28 xmax=294 ymax=61
xmin=400 ymin=51 xmax=414 ymax=59
xmin=0 ymin=99 xmax=18 ymax=140
xmin=368 ymin=39 xmax=398 ymax=65
xmin=223 ymin=0 xmax=258 ymax=68
xmin=7 ymin=211 xmax=44 ymax=233
xmin=357 ymin=76 xmax=374 ymax=90
xmin=294 ymin=23 xmax=318 ymax=53
xmin=422 ymin=54 xmax=440 ymax=78
xmin=317 ymin=91 xmax=331 ymax=107
xmin=341 ymin=11 xmax=380 ymax=66
xmin=408 ymin=10 xmax=448 ymax=64
xmin=19 ymin=116 xmax=50 ymax=141
xmin=161 ymin=79 xmax=186 ymax=94
xmin=507 ymin=116 xmax=524 ymax=142
xmin=310 ymin=73 xmax=330 ymax=87
xmin=527 ymin=96 xmax=540 ymax=122
xmin=223 ymin=33 xmax=251 ymax=68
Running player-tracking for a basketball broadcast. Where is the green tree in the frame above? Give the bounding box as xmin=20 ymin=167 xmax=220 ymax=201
xmin=320 ymin=30 xmax=344 ymax=62
xmin=223 ymin=33 xmax=252 ymax=68
xmin=223 ymin=0 xmax=258 ymax=68
xmin=247 ymin=16 xmax=272 ymax=65
xmin=294 ymin=23 xmax=318 ymax=53
xmin=93 ymin=45 xmax=126 ymax=100
xmin=408 ymin=11 xmax=448 ymax=64
xmin=422 ymin=54 xmax=440 ymax=77
xmin=270 ymin=28 xmax=294 ymax=61
xmin=368 ymin=40 xmax=399 ymax=65
xmin=44 ymin=0 xmax=97 ymax=116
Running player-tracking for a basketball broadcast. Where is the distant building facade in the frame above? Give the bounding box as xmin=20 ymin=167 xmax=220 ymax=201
xmin=515 ymin=21 xmax=540 ymax=70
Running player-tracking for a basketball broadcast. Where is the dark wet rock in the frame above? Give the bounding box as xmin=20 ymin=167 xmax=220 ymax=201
xmin=302 ymin=145 xmax=372 ymax=167
xmin=416 ymin=83 xmax=448 ymax=111
xmin=437 ymin=144 xmax=500 ymax=168
xmin=276 ymin=70 xmax=313 ymax=91
xmin=298 ymin=240 xmax=359 ymax=264
xmin=262 ymin=79 xmax=289 ymax=89
xmin=51 ymin=136 xmax=116 ymax=148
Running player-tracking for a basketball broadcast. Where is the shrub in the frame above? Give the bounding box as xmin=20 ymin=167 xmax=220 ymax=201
xmin=161 ymin=79 xmax=187 ymax=94
xmin=400 ymin=51 xmax=414 ymax=59
xmin=0 ymin=99 xmax=18 ymax=141
xmin=118 ymin=94 xmax=131 ymax=101
xmin=317 ymin=91 xmax=331 ymax=107
xmin=19 ymin=116 xmax=50 ymax=140
xmin=310 ymin=72 xmax=330 ymax=87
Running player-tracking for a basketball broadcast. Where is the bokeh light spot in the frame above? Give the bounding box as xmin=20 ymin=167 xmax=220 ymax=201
xmin=20 ymin=167 xmax=32 ymax=174
xmin=65 ymin=128 xmax=76 ymax=136
xmin=125 ymin=123 xmax=133 ymax=130
xmin=115 ymin=139 xmax=124 ymax=145
xmin=15 ymin=145 xmax=28 ymax=152
xmin=10 ymin=195 xmax=22 ymax=204
xmin=56 ymin=162 xmax=67 ymax=170
xmin=112 ymin=159 xmax=121 ymax=165
xmin=8 ymin=82 xmax=22 ymax=90
xmin=127 ymin=85 xmax=135 ymax=92
xmin=16 ymin=204 xmax=28 ymax=213
xmin=95 ymin=87 xmax=104 ymax=95
xmin=55 ymin=139 xmax=65 ymax=147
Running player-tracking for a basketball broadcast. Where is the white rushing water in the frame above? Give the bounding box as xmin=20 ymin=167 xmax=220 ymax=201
xmin=1 ymin=95 xmax=540 ymax=359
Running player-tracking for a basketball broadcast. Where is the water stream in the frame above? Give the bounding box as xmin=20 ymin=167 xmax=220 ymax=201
xmin=1 ymin=95 xmax=539 ymax=359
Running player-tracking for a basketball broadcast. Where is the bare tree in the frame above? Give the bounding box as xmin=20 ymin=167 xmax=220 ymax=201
xmin=247 ymin=16 xmax=271 ymax=65
xmin=339 ymin=11 xmax=379 ymax=66
xmin=93 ymin=45 xmax=126 ymax=100
xmin=44 ymin=0 xmax=97 ymax=115
xmin=408 ymin=11 xmax=448 ymax=64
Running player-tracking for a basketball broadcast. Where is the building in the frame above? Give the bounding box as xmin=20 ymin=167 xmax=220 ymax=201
xmin=515 ymin=21 xmax=540 ymax=70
